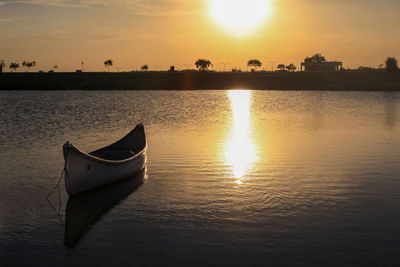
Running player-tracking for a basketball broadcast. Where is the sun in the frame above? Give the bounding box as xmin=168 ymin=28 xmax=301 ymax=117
xmin=209 ymin=0 xmax=271 ymax=35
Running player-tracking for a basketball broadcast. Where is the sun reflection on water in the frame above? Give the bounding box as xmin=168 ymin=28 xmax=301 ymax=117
xmin=225 ymin=90 xmax=257 ymax=184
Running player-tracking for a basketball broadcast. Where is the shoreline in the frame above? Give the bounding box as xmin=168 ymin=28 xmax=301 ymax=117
xmin=1 ymin=71 xmax=400 ymax=91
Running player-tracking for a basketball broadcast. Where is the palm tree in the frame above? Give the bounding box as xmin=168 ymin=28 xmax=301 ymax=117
xmin=9 ymin=62 xmax=19 ymax=72
xmin=286 ymin=64 xmax=296 ymax=72
xmin=277 ymin=64 xmax=286 ymax=71
xmin=104 ymin=59 xmax=113 ymax=72
xmin=386 ymin=57 xmax=398 ymax=72
xmin=141 ymin=64 xmax=149 ymax=71
xmin=22 ymin=61 xmax=36 ymax=72
xmin=247 ymin=59 xmax=262 ymax=71
xmin=195 ymin=59 xmax=212 ymax=71
xmin=29 ymin=61 xmax=36 ymax=71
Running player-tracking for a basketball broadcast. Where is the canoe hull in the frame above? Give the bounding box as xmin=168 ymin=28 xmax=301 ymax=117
xmin=63 ymin=125 xmax=147 ymax=196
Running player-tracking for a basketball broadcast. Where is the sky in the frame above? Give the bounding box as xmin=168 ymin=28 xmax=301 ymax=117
xmin=0 ymin=0 xmax=399 ymax=72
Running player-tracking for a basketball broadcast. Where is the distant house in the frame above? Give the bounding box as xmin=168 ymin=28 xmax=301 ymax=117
xmin=301 ymin=55 xmax=342 ymax=72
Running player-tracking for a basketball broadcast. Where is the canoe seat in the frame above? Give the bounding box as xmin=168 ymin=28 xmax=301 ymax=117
xmin=99 ymin=150 xmax=135 ymax=160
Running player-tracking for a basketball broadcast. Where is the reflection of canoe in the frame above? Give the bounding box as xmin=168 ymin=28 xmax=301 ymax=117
xmin=64 ymin=168 xmax=147 ymax=248
xmin=63 ymin=124 xmax=147 ymax=196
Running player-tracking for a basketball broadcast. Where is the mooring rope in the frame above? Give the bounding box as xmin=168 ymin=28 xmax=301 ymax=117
xmin=46 ymin=146 xmax=68 ymax=199
xmin=46 ymin=167 xmax=65 ymax=200
xmin=46 ymin=144 xmax=69 ymax=222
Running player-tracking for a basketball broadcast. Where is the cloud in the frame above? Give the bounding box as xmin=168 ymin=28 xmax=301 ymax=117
xmin=0 ymin=0 xmax=202 ymax=16
xmin=0 ymin=0 xmax=117 ymax=8
xmin=0 ymin=25 xmax=157 ymax=41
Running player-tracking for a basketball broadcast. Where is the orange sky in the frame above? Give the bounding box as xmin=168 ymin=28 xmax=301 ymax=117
xmin=0 ymin=0 xmax=399 ymax=72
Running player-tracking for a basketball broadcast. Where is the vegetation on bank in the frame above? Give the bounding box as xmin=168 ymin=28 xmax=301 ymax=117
xmin=386 ymin=57 xmax=398 ymax=72
xmin=9 ymin=62 xmax=19 ymax=72
xmin=104 ymin=59 xmax=113 ymax=72
xmin=195 ymin=59 xmax=212 ymax=71
xmin=247 ymin=59 xmax=262 ymax=71
xmin=0 ymin=55 xmax=398 ymax=73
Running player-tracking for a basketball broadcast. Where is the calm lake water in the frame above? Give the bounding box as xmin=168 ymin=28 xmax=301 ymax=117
xmin=1 ymin=90 xmax=400 ymax=266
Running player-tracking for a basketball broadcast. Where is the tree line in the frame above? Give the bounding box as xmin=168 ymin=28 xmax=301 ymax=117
xmin=1 ymin=56 xmax=398 ymax=72
xmin=195 ymin=55 xmax=398 ymax=72
xmin=192 ymin=58 xmax=298 ymax=72
xmin=0 ymin=60 xmax=37 ymax=72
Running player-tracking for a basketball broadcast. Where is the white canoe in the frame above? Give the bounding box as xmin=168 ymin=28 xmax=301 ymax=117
xmin=62 ymin=124 xmax=147 ymax=196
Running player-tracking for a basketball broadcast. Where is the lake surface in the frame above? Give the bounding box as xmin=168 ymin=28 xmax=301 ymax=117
xmin=0 ymin=90 xmax=400 ymax=266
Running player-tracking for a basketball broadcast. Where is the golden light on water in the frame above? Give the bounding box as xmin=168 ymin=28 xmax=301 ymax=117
xmin=225 ymin=90 xmax=258 ymax=184
xmin=209 ymin=0 xmax=272 ymax=36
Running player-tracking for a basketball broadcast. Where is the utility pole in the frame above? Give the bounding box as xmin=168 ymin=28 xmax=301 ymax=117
xmin=269 ymin=61 xmax=277 ymax=72
xmin=220 ymin=62 xmax=229 ymax=72
xmin=81 ymin=61 xmax=84 ymax=72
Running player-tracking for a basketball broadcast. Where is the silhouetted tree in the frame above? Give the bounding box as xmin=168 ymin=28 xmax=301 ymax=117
xmin=141 ymin=64 xmax=149 ymax=71
xmin=277 ymin=64 xmax=286 ymax=71
xmin=386 ymin=57 xmax=398 ymax=72
xmin=195 ymin=59 xmax=212 ymax=71
xmin=104 ymin=59 xmax=113 ymax=72
xmin=247 ymin=59 xmax=262 ymax=71
xmin=194 ymin=59 xmax=209 ymax=71
xmin=9 ymin=62 xmax=19 ymax=72
xmin=22 ymin=61 xmax=36 ymax=72
xmin=311 ymin=54 xmax=326 ymax=63
xmin=304 ymin=54 xmax=327 ymax=64
xmin=286 ymin=64 xmax=296 ymax=72
xmin=0 ymin=60 xmax=5 ymax=71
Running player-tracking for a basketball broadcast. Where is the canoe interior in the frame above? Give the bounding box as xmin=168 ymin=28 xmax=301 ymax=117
xmin=89 ymin=124 xmax=146 ymax=161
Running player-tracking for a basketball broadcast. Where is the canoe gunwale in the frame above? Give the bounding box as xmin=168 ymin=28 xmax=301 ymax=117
xmin=65 ymin=143 xmax=147 ymax=166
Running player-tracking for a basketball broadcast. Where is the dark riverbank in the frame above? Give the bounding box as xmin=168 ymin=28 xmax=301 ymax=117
xmin=1 ymin=71 xmax=400 ymax=90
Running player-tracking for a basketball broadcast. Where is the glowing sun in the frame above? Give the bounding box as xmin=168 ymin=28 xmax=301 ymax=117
xmin=209 ymin=0 xmax=271 ymax=35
